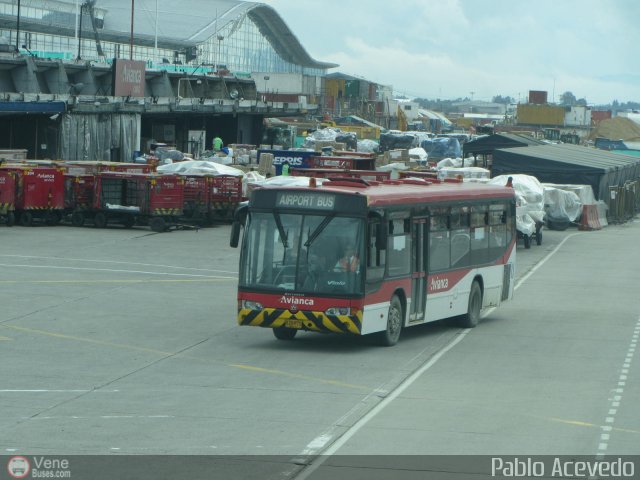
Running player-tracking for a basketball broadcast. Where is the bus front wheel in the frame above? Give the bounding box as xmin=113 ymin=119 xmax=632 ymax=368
xmin=376 ymin=295 xmax=403 ymax=346
xmin=273 ymin=326 xmax=297 ymax=341
xmin=459 ymin=281 xmax=482 ymax=328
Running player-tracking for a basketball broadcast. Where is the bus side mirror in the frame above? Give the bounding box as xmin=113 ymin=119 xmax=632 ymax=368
xmin=230 ymin=221 xmax=241 ymax=248
xmin=375 ymin=223 xmax=387 ymax=250
xmin=229 ymin=203 xmax=248 ymax=248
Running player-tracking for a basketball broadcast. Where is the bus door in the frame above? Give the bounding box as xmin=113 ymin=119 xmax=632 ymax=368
xmin=409 ymin=217 xmax=428 ymax=322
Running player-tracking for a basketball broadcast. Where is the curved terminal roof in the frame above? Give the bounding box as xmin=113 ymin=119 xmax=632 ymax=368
xmin=91 ymin=0 xmax=337 ymax=69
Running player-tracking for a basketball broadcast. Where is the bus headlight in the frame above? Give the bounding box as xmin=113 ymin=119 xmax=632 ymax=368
xmin=325 ymin=307 xmax=351 ymax=316
xmin=242 ymin=300 xmax=263 ymax=311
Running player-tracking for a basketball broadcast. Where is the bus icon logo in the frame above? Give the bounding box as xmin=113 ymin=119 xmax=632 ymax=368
xmin=7 ymin=456 xmax=30 ymax=479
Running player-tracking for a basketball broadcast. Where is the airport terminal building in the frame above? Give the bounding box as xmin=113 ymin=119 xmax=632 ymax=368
xmin=0 ymin=0 xmax=336 ymax=160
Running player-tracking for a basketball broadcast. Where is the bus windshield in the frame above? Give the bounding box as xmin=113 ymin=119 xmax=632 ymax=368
xmin=240 ymin=212 xmax=364 ymax=295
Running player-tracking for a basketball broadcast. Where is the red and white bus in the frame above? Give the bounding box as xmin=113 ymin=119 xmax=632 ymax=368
xmin=230 ymin=177 xmax=516 ymax=346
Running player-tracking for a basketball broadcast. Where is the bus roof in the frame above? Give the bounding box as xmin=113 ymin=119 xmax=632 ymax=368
xmin=256 ymin=178 xmax=515 ymax=207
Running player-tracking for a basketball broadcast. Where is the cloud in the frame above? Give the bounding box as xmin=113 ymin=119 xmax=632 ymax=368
xmin=259 ymin=0 xmax=640 ymax=104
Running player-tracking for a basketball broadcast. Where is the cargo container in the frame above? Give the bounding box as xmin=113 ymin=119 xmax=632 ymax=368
xmin=528 ymin=90 xmax=548 ymax=105
xmin=517 ymin=104 xmax=565 ymax=126
xmin=325 ymin=78 xmax=346 ymax=99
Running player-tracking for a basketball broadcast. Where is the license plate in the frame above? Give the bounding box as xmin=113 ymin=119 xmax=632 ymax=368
xmin=285 ymin=319 xmax=302 ymax=329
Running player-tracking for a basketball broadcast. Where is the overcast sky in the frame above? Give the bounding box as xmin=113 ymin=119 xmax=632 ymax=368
xmin=260 ymin=0 xmax=639 ymax=105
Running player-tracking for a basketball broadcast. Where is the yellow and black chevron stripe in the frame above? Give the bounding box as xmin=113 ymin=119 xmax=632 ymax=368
xmin=238 ymin=308 xmax=363 ymax=335
xmin=153 ymin=208 xmax=181 ymax=216
xmin=0 ymin=203 xmax=14 ymax=214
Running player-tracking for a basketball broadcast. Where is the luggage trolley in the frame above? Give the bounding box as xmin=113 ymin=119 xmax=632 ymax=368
xmin=1 ymin=165 xmax=65 ymax=226
xmin=0 ymin=168 xmax=17 ymax=226
xmin=92 ymin=172 xmax=184 ymax=232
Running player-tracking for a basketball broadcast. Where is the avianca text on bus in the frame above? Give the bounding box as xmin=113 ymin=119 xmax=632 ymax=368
xmin=230 ymin=176 xmax=516 ymax=346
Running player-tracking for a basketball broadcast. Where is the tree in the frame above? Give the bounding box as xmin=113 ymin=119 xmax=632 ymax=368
xmin=492 ymin=95 xmax=513 ymax=104
xmin=559 ymin=91 xmax=577 ymax=106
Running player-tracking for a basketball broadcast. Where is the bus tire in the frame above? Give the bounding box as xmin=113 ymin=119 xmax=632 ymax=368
xmin=273 ymin=327 xmax=297 ymax=341
xmin=376 ymin=295 xmax=403 ymax=346
xmin=94 ymin=212 xmax=107 ymax=228
xmin=6 ymin=212 xmax=15 ymax=227
xmin=460 ymin=281 xmax=482 ymax=328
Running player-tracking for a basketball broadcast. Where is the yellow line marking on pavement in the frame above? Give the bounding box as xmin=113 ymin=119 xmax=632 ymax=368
xmin=230 ymin=364 xmax=368 ymax=390
xmin=1 ymin=324 xmax=174 ymax=356
xmin=0 ymin=324 xmax=365 ymax=391
xmin=548 ymin=417 xmax=640 ymax=434
xmin=0 ymin=336 xmax=12 ymax=341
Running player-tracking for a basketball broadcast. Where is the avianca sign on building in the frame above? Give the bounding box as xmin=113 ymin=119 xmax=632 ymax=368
xmin=113 ymin=59 xmax=146 ymax=97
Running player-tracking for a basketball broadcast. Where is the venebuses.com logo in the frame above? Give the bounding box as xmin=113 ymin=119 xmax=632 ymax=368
xmin=7 ymin=456 xmax=30 ymax=479
xmin=6 ymin=456 xmax=71 ymax=478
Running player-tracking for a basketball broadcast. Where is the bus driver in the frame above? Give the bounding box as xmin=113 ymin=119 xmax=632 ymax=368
xmin=334 ymin=245 xmax=359 ymax=273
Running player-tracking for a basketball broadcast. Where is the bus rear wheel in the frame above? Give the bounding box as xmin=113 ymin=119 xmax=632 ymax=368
xmin=459 ymin=281 xmax=482 ymax=328
xmin=273 ymin=326 xmax=297 ymax=341
xmin=376 ymin=295 xmax=403 ymax=346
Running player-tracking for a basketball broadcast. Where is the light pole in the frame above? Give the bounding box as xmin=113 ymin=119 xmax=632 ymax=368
xmin=16 ymin=0 xmax=21 ymax=51
xmin=216 ymin=35 xmax=224 ymax=73
xmin=263 ymin=75 xmax=269 ymax=102
xmin=130 ymin=0 xmax=135 ymax=59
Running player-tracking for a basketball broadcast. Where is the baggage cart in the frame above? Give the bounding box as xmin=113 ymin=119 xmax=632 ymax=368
xmin=64 ymin=174 xmax=95 ymax=227
xmin=208 ymin=175 xmax=245 ymax=222
xmin=0 ymin=169 xmax=17 ymax=226
xmin=92 ymin=172 xmax=184 ymax=231
xmin=1 ymin=165 xmax=65 ymax=226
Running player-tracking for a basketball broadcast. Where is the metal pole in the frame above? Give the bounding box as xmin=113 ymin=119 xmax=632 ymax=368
xmin=77 ymin=3 xmax=83 ymax=60
xmin=154 ymin=0 xmax=158 ymax=62
xmin=130 ymin=0 xmax=135 ymax=59
xmin=75 ymin=0 xmax=80 ymax=41
xmin=16 ymin=0 xmax=21 ymax=51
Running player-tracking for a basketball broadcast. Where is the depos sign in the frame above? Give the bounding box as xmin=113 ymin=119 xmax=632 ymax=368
xmin=112 ymin=59 xmax=146 ymax=97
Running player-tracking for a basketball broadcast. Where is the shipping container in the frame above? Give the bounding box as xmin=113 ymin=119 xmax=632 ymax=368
xmin=325 ymin=78 xmax=346 ymax=99
xmin=517 ymin=104 xmax=565 ymax=126
xmin=528 ymin=90 xmax=548 ymax=104
xmin=591 ymin=110 xmax=612 ymax=123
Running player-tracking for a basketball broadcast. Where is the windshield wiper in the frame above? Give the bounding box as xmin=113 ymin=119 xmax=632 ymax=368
xmin=304 ymin=214 xmax=335 ymax=248
xmin=273 ymin=212 xmax=288 ymax=248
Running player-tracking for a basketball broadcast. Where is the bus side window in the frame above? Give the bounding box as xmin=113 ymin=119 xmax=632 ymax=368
xmin=367 ymin=221 xmax=386 ymax=282
xmin=489 ymin=204 xmax=506 ymax=261
xmin=429 ymin=214 xmax=450 ymax=271
xmin=387 ymin=218 xmax=411 ymax=277
xmin=470 ymin=206 xmax=489 ymax=265
xmin=450 ymin=207 xmax=470 ymax=268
